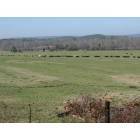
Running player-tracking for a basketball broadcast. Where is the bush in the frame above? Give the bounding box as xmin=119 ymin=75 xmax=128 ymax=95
xmin=59 ymin=95 xmax=140 ymax=123
xmin=81 ymin=56 xmax=90 ymax=57
xmin=94 ymin=56 xmax=101 ymax=58
xmin=65 ymin=55 xmax=73 ymax=57
xmin=63 ymin=95 xmax=105 ymax=122
xmin=123 ymin=56 xmax=130 ymax=58
xmin=111 ymin=100 xmax=140 ymax=123
xmin=11 ymin=46 xmax=17 ymax=53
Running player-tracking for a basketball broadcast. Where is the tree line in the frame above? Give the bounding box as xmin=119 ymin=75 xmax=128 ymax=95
xmin=0 ymin=34 xmax=140 ymax=52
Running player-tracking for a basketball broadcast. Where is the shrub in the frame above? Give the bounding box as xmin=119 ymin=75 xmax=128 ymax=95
xmin=123 ymin=56 xmax=130 ymax=58
xmin=11 ymin=46 xmax=17 ymax=53
xmin=129 ymin=85 xmax=138 ymax=89
xmin=81 ymin=56 xmax=90 ymax=57
xmin=65 ymin=55 xmax=73 ymax=57
xmin=94 ymin=56 xmax=101 ymax=58
xmin=59 ymin=95 xmax=140 ymax=123
xmin=62 ymin=95 xmax=105 ymax=122
xmin=111 ymin=99 xmax=140 ymax=123
xmin=49 ymin=55 xmax=55 ymax=57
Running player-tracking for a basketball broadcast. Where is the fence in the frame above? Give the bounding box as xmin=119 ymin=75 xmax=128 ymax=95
xmin=0 ymin=98 xmax=140 ymax=123
xmin=57 ymin=96 xmax=140 ymax=123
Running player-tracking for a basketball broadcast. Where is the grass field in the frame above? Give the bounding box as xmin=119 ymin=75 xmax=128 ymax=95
xmin=0 ymin=50 xmax=140 ymax=122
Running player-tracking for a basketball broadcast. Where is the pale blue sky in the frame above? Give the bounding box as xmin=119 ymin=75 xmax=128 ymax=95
xmin=0 ymin=17 xmax=140 ymax=39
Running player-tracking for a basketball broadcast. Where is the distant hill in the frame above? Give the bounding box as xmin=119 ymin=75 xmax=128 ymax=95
xmin=128 ymin=34 xmax=140 ymax=37
xmin=0 ymin=34 xmax=140 ymax=51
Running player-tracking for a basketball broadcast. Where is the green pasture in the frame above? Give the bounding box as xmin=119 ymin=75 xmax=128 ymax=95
xmin=0 ymin=50 xmax=140 ymax=122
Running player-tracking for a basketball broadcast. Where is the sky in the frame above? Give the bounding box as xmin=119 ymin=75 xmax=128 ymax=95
xmin=0 ymin=17 xmax=140 ymax=39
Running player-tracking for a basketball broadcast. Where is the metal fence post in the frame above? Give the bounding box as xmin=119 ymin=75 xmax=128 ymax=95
xmin=28 ymin=104 xmax=32 ymax=123
xmin=105 ymin=101 xmax=110 ymax=123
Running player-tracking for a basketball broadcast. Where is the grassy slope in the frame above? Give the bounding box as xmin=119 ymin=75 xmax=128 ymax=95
xmin=0 ymin=50 xmax=140 ymax=122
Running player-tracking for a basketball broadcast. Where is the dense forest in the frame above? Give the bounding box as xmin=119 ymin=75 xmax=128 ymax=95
xmin=0 ymin=34 xmax=140 ymax=51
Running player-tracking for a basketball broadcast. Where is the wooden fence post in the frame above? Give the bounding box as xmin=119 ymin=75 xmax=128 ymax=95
xmin=105 ymin=101 xmax=110 ymax=123
xmin=28 ymin=104 xmax=32 ymax=123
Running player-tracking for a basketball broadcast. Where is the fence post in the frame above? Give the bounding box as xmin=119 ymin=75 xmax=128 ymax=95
xmin=28 ymin=104 xmax=32 ymax=123
xmin=105 ymin=101 xmax=110 ymax=123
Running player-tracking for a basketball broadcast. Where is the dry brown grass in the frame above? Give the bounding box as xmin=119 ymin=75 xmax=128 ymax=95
xmin=112 ymin=74 xmax=140 ymax=86
xmin=0 ymin=66 xmax=59 ymax=87
xmin=61 ymin=95 xmax=140 ymax=123
xmin=63 ymin=95 xmax=105 ymax=122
